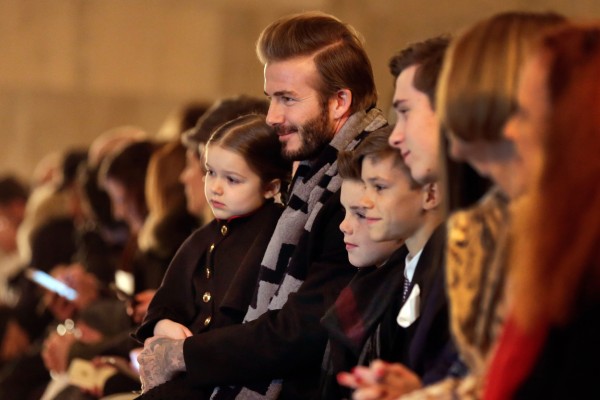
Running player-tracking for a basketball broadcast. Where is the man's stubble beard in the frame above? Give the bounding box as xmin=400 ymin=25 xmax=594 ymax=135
xmin=280 ymin=106 xmax=337 ymax=162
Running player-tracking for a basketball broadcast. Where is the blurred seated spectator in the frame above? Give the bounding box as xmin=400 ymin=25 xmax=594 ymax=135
xmin=88 ymin=126 xmax=147 ymax=169
xmin=156 ymin=102 xmax=208 ymax=141
xmin=0 ymin=216 xmax=78 ymax=399
xmin=17 ymin=149 xmax=87 ymax=265
xmin=0 ymin=175 xmax=28 ymax=307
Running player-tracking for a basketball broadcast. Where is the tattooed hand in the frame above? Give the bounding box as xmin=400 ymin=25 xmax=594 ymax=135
xmin=138 ymin=336 xmax=186 ymax=393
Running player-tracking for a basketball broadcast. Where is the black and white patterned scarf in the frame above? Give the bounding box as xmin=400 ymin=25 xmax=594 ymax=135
xmin=211 ymin=108 xmax=387 ymax=400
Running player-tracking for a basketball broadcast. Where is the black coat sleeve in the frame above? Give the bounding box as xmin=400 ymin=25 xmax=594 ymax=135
xmin=133 ymin=229 xmax=207 ymax=342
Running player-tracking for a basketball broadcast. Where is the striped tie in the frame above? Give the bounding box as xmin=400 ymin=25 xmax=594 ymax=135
xmin=402 ymin=275 xmax=411 ymax=302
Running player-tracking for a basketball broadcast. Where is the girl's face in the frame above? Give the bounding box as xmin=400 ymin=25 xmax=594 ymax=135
xmin=104 ymin=178 xmax=145 ymax=234
xmin=204 ymin=144 xmax=272 ymax=220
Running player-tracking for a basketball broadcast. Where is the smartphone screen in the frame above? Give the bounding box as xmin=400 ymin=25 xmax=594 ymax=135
xmin=26 ymin=268 xmax=78 ymax=301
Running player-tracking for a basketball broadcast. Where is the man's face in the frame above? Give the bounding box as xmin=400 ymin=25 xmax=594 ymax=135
xmin=388 ymin=65 xmax=441 ymax=184
xmin=339 ymin=180 xmax=402 ymax=268
xmin=264 ymin=55 xmax=337 ymax=161
xmin=503 ymin=54 xmax=550 ymax=196
xmin=361 ymin=154 xmax=424 ymax=242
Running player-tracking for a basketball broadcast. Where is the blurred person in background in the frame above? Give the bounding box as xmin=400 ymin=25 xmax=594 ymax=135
xmin=16 ymin=149 xmax=88 ymax=265
xmin=134 ymin=139 xmax=198 ymax=323
xmin=40 ymin=137 xmax=198 ymax=399
xmin=98 ymin=140 xmax=157 ymax=322
xmin=156 ymin=102 xmax=209 ymax=141
xmin=87 ymin=126 xmax=147 ymax=169
xmin=0 ymin=175 xmax=28 ymax=307
xmin=0 ymin=216 xmax=79 ymax=400
xmin=72 ymin=165 xmax=128 ymax=288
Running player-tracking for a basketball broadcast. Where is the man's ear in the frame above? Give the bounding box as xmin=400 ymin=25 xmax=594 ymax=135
xmin=263 ymin=179 xmax=281 ymax=199
xmin=330 ymin=89 xmax=353 ymax=120
xmin=421 ymin=182 xmax=441 ymax=211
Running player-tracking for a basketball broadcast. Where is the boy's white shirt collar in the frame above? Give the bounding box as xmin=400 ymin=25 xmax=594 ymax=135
xmin=404 ymin=248 xmax=423 ymax=282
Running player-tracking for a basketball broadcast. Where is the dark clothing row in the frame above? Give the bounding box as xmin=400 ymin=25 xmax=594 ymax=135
xmin=319 ymin=225 xmax=456 ymax=399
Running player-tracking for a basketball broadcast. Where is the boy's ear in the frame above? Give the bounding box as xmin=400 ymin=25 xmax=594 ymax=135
xmin=421 ymin=182 xmax=441 ymax=211
xmin=263 ymin=179 xmax=281 ymax=199
xmin=330 ymin=89 xmax=353 ymax=120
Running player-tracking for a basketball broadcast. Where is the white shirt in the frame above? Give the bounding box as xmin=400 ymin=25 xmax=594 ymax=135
xmin=404 ymin=248 xmax=423 ymax=282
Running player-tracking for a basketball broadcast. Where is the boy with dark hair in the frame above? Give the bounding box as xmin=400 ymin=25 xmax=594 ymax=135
xmin=387 ymin=36 xmax=450 ymax=185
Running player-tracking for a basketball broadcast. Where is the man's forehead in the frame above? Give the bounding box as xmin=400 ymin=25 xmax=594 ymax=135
xmin=264 ymin=57 xmax=320 ymax=91
xmin=264 ymin=56 xmax=318 ymax=77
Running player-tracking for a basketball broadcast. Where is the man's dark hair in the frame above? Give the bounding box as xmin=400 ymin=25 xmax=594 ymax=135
xmin=389 ymin=36 xmax=450 ymax=105
xmin=257 ymin=11 xmax=377 ymax=114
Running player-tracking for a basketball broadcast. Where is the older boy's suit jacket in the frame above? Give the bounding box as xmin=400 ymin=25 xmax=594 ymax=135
xmin=400 ymin=223 xmax=457 ymax=383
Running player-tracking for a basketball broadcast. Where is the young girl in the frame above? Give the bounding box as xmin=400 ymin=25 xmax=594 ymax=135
xmin=134 ymin=113 xmax=291 ymax=344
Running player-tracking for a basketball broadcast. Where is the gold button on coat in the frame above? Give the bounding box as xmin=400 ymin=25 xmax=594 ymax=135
xmin=202 ymin=292 xmax=211 ymax=303
xmin=205 ymin=268 xmax=211 ymax=279
xmin=220 ymin=225 xmax=228 ymax=236
xmin=204 ymin=316 xmax=211 ymax=326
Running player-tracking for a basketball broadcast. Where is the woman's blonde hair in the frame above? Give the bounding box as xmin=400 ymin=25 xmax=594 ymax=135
xmin=437 ymin=11 xmax=564 ymax=142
